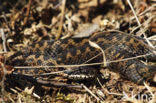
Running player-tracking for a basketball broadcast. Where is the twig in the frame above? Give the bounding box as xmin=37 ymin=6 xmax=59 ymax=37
xmin=2 ymin=12 xmax=12 ymax=33
xmin=96 ymin=78 xmax=123 ymax=96
xmin=14 ymin=52 xmax=154 ymax=69
xmin=0 ymin=29 xmax=7 ymax=52
xmin=0 ymin=52 xmax=7 ymax=54
xmin=130 ymin=15 xmax=155 ymax=34
xmin=127 ymin=0 xmax=143 ymax=28
xmin=143 ymin=82 xmax=155 ymax=102
xmin=127 ymin=0 xmax=155 ymax=49
xmin=148 ymin=35 xmax=156 ymax=40
xmin=23 ymin=0 xmax=32 ymax=26
xmin=56 ymin=0 xmax=66 ymax=40
xmin=130 ymin=4 xmax=156 ymax=21
xmin=82 ymin=84 xmax=101 ymax=101
xmin=54 ymin=1 xmax=62 ymax=9
xmin=0 ymin=29 xmax=7 ymax=102
xmin=89 ymin=40 xmax=107 ymax=67
xmin=0 ymin=63 xmax=6 ymax=103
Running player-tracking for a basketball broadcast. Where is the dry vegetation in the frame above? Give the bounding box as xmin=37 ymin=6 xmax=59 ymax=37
xmin=0 ymin=0 xmax=156 ymax=102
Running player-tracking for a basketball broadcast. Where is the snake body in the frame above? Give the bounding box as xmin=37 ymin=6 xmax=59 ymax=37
xmin=4 ymin=31 xmax=156 ymax=85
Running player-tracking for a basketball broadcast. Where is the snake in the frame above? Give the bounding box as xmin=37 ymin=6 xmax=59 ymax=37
xmin=1 ymin=31 xmax=156 ymax=87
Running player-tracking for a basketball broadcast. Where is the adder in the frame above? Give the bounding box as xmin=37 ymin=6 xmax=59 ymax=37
xmin=1 ymin=31 xmax=156 ymax=88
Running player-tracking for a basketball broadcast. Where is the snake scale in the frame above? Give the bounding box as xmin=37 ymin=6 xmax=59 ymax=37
xmin=2 ymin=31 xmax=156 ymax=88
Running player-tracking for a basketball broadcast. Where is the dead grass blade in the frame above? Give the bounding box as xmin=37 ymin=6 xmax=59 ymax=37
xmin=127 ymin=0 xmax=155 ymax=50
xmin=23 ymin=0 xmax=32 ymax=26
xmin=130 ymin=4 xmax=156 ymax=21
xmin=0 ymin=29 xmax=7 ymax=52
xmin=143 ymin=82 xmax=155 ymax=103
xmin=56 ymin=0 xmax=66 ymax=40
xmin=96 ymin=78 xmax=123 ymax=96
xmin=14 ymin=52 xmax=154 ymax=69
xmin=82 ymin=84 xmax=101 ymax=102
xmin=130 ymin=15 xmax=156 ymax=35
xmin=89 ymin=40 xmax=107 ymax=67
xmin=0 ymin=29 xmax=7 ymax=102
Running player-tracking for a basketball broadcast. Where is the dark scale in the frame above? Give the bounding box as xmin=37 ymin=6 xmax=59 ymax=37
xmin=11 ymin=59 xmax=26 ymax=66
xmin=43 ymin=53 xmax=50 ymax=60
xmin=91 ymin=32 xmax=113 ymax=41
xmin=26 ymin=58 xmax=35 ymax=64
xmin=69 ymin=48 xmax=77 ymax=56
xmin=133 ymin=38 xmax=139 ymax=43
xmin=35 ymin=52 xmax=41 ymax=58
xmin=30 ymin=42 xmax=36 ymax=48
xmin=125 ymin=36 xmax=131 ymax=42
xmin=55 ymin=46 xmax=63 ymax=54
xmin=113 ymin=32 xmax=125 ymax=41
xmin=47 ymin=40 xmax=55 ymax=45
xmin=37 ymin=59 xmax=42 ymax=65
xmin=97 ymin=41 xmax=111 ymax=50
xmin=137 ymin=44 xmax=148 ymax=53
xmin=71 ymin=38 xmax=88 ymax=44
xmin=126 ymin=43 xmax=137 ymax=54
xmin=38 ymin=40 xmax=44 ymax=47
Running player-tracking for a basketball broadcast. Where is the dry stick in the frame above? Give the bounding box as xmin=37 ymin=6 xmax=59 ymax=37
xmin=130 ymin=4 xmax=156 ymax=21
xmin=143 ymin=82 xmax=155 ymax=102
xmin=89 ymin=40 xmax=107 ymax=67
xmin=96 ymin=78 xmax=123 ymax=96
xmin=8 ymin=94 xmax=16 ymax=103
xmin=0 ymin=29 xmax=7 ymax=102
xmin=56 ymin=0 xmax=66 ymax=40
xmin=2 ymin=12 xmax=12 ymax=33
xmin=130 ymin=15 xmax=155 ymax=35
xmin=81 ymin=84 xmax=101 ymax=101
xmin=54 ymin=1 xmax=63 ymax=9
xmin=14 ymin=53 xmax=154 ymax=69
xmin=148 ymin=35 xmax=156 ymax=40
xmin=0 ymin=52 xmax=7 ymax=54
xmin=127 ymin=0 xmax=155 ymax=49
xmin=0 ymin=64 xmax=6 ymax=103
xmin=1 ymin=29 xmax=7 ymax=52
xmin=23 ymin=0 xmax=32 ymax=26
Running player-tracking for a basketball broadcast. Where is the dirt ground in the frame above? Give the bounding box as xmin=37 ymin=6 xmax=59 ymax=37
xmin=0 ymin=0 xmax=156 ymax=102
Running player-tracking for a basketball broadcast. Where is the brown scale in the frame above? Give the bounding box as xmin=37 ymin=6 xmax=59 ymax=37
xmin=4 ymin=31 xmax=156 ymax=84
